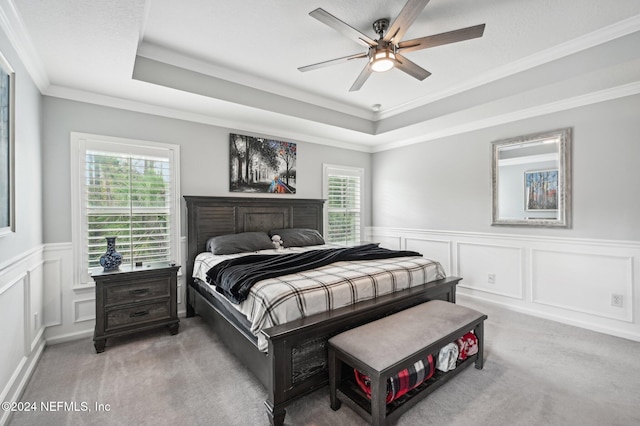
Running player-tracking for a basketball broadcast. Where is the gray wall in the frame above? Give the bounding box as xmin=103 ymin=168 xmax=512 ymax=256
xmin=0 ymin=26 xmax=43 ymax=263
xmin=372 ymin=94 xmax=640 ymax=241
xmin=42 ymin=97 xmax=372 ymax=243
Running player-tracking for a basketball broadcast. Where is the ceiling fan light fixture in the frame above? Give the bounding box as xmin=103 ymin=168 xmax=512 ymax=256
xmin=370 ymin=49 xmax=395 ymax=72
xmin=302 ymin=3 xmax=486 ymax=91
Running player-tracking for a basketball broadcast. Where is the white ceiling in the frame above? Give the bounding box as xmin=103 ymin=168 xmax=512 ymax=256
xmin=6 ymin=0 xmax=640 ymax=151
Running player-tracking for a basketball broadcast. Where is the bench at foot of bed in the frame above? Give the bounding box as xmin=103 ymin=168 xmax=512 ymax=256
xmin=328 ymin=300 xmax=487 ymax=426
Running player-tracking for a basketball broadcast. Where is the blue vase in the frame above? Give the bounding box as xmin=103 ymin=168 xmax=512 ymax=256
xmin=100 ymin=236 xmax=122 ymax=271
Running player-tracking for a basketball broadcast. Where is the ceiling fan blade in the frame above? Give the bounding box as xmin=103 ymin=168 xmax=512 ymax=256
xmin=349 ymin=64 xmax=373 ymax=92
xmin=383 ymin=0 xmax=431 ymax=43
xmin=298 ymin=52 xmax=368 ymax=72
xmin=394 ymin=53 xmax=431 ymax=80
xmin=398 ymin=24 xmax=486 ymax=54
xmin=310 ymin=8 xmax=378 ymax=47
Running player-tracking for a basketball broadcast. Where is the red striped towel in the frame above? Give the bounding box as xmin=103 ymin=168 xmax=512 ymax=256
xmin=354 ymin=354 xmax=435 ymax=403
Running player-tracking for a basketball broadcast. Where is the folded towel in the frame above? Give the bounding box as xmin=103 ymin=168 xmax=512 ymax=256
xmin=456 ymin=332 xmax=478 ymax=361
xmin=436 ymin=342 xmax=459 ymax=372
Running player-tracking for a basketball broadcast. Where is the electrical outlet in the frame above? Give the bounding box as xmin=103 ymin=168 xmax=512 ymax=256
xmin=488 ymin=274 xmax=496 ymax=284
xmin=611 ymin=294 xmax=624 ymax=308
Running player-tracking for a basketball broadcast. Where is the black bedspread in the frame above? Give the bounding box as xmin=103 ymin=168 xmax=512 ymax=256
xmin=206 ymin=243 xmax=421 ymax=303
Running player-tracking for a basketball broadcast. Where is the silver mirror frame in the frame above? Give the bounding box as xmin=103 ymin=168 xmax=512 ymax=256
xmin=491 ymin=128 xmax=572 ymax=228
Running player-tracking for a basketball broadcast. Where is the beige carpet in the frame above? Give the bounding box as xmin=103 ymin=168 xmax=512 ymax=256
xmin=8 ymin=298 xmax=640 ymax=426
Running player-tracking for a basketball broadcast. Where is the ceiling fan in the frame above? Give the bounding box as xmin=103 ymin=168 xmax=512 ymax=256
xmin=298 ymin=0 xmax=486 ymax=91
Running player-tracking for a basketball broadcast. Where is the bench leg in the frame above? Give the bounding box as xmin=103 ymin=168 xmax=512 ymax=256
xmin=474 ymin=321 xmax=485 ymax=370
xmin=328 ymin=348 xmax=342 ymax=410
xmin=370 ymin=372 xmax=386 ymax=426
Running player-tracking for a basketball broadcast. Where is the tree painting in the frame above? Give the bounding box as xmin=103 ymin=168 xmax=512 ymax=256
xmin=525 ymin=169 xmax=557 ymax=211
xmin=229 ymin=133 xmax=296 ymax=194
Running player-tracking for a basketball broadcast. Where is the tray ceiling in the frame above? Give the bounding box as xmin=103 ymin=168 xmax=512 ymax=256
xmin=8 ymin=0 xmax=640 ymax=151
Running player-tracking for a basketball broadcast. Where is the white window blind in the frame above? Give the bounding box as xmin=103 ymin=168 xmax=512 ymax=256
xmin=323 ymin=165 xmax=363 ymax=245
xmin=85 ymin=150 xmax=172 ymax=268
xmin=71 ymin=134 xmax=180 ymax=284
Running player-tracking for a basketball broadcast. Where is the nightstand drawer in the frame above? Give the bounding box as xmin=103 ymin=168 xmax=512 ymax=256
xmin=105 ymin=277 xmax=170 ymax=306
xmin=105 ymin=300 xmax=170 ymax=330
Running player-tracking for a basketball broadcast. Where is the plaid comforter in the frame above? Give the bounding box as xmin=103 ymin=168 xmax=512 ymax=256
xmin=193 ymin=245 xmax=446 ymax=352
xmin=207 ymin=244 xmax=424 ymax=304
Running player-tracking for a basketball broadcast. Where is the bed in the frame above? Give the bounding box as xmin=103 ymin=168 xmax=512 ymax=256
xmin=184 ymin=196 xmax=462 ymax=426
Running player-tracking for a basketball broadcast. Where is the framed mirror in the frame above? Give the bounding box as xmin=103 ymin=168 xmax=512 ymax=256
xmin=0 ymin=51 xmax=15 ymax=237
xmin=491 ymin=128 xmax=571 ymax=227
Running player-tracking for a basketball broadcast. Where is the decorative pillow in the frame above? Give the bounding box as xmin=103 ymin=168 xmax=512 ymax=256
xmin=206 ymin=232 xmax=273 ymax=255
xmin=268 ymin=228 xmax=325 ymax=247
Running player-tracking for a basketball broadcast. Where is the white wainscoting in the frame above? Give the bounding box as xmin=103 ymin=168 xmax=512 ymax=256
xmin=0 ymin=247 xmax=47 ymax=426
xmin=0 ymin=239 xmax=189 ymax=423
xmin=367 ymin=227 xmax=640 ymax=342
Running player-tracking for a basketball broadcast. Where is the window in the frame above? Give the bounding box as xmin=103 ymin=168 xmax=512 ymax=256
xmin=323 ymin=164 xmax=363 ymax=245
xmin=71 ymin=133 xmax=180 ymax=284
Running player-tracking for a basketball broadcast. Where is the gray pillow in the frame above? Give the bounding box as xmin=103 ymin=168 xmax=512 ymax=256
xmin=269 ymin=228 xmax=325 ymax=248
xmin=206 ymin=232 xmax=273 ymax=255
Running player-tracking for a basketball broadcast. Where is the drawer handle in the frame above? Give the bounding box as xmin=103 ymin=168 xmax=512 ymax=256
xmin=130 ymin=310 xmax=149 ymax=318
xmin=130 ymin=288 xmax=150 ymax=295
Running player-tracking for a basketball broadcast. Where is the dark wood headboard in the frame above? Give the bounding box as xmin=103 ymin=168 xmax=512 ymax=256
xmin=183 ymin=196 xmax=325 ymax=285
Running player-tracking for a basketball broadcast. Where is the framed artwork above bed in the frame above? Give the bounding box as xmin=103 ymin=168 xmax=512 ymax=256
xmin=229 ymin=133 xmax=296 ymax=194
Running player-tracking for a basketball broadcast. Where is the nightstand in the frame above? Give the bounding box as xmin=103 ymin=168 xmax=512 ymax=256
xmin=92 ymin=263 xmax=180 ymax=353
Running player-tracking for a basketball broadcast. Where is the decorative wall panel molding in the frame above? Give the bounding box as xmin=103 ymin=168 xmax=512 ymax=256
xmin=531 ymin=249 xmax=633 ymax=322
xmin=405 ymin=237 xmax=453 ymax=277
xmin=73 ymin=297 xmax=96 ymax=324
xmin=43 ymin=258 xmax=62 ymax=327
xmin=375 ymin=235 xmax=402 ymax=251
xmin=0 ymin=246 xmax=46 ymax=425
xmin=26 ymin=261 xmax=45 ymax=353
xmin=456 ymin=241 xmax=524 ymax=300
xmin=366 ymin=226 xmax=640 ymax=342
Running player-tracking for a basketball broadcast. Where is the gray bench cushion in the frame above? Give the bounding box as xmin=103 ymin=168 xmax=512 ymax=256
xmin=329 ymin=300 xmax=484 ymax=372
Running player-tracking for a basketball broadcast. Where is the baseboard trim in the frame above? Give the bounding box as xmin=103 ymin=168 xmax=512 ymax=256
xmin=457 ymin=293 xmax=640 ymax=343
xmin=45 ymin=328 xmax=94 ymax=346
xmin=0 ymin=338 xmax=46 ymax=426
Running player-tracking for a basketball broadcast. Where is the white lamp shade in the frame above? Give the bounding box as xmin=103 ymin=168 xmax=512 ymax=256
xmin=370 ymin=50 xmax=395 ymax=72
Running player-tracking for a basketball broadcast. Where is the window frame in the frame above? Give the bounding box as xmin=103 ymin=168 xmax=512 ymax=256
xmin=322 ymin=164 xmax=364 ymax=245
xmin=70 ymin=132 xmax=181 ymax=286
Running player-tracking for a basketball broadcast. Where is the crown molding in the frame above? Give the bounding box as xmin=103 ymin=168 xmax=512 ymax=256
xmin=379 ymin=13 xmax=640 ymax=120
xmin=44 ymin=78 xmax=640 ymax=155
xmin=44 ymin=84 xmax=374 ymax=153
xmin=0 ymin=0 xmax=49 ymax=91
xmin=373 ymin=81 xmax=640 ymax=152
